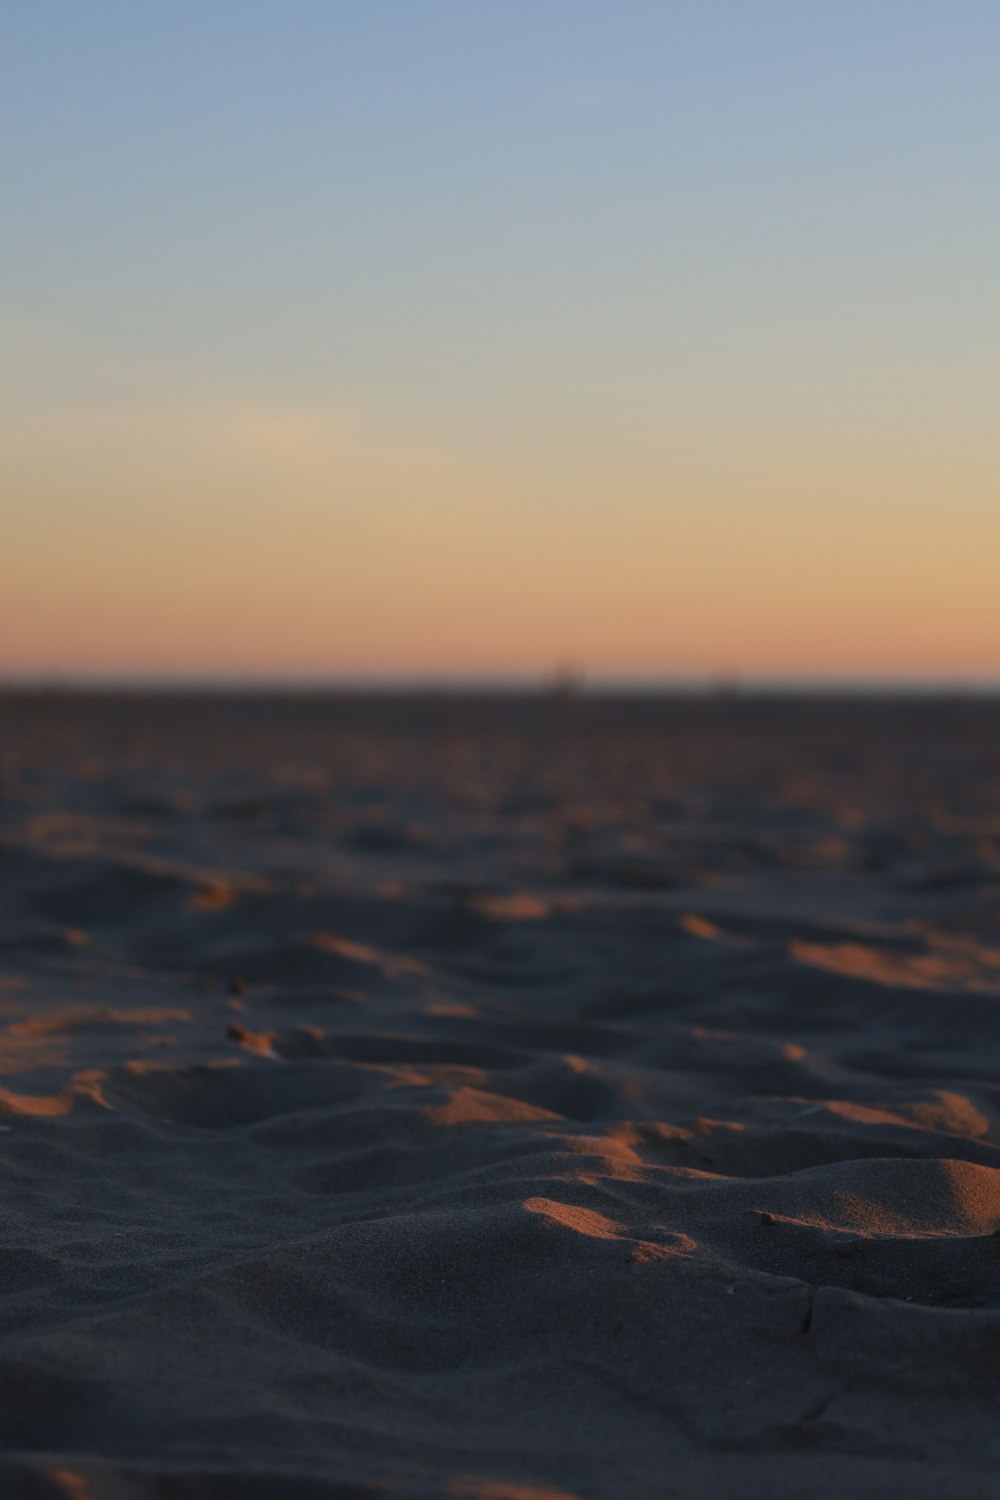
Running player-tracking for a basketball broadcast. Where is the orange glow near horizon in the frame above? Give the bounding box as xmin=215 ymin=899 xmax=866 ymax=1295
xmin=4 ymin=391 xmax=999 ymax=683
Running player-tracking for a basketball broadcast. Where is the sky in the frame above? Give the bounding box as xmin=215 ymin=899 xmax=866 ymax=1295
xmin=3 ymin=1 xmax=999 ymax=684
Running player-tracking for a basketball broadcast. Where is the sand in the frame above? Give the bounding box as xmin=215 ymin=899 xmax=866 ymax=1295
xmin=1 ymin=690 xmax=999 ymax=1499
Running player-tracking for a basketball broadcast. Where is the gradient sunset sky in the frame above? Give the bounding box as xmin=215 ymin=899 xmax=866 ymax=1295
xmin=4 ymin=2 xmax=998 ymax=684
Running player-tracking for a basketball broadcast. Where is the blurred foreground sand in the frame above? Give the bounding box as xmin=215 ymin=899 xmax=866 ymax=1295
xmin=2 ymin=692 xmax=1000 ymax=1498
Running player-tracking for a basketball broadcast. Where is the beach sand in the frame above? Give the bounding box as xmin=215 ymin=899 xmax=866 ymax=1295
xmin=1 ymin=691 xmax=999 ymax=1498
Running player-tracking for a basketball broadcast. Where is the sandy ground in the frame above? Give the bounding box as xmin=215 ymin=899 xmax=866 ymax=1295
xmin=1 ymin=691 xmax=1000 ymax=1499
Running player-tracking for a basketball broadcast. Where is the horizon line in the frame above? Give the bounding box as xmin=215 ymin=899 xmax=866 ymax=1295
xmin=3 ymin=672 xmax=1000 ymax=699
